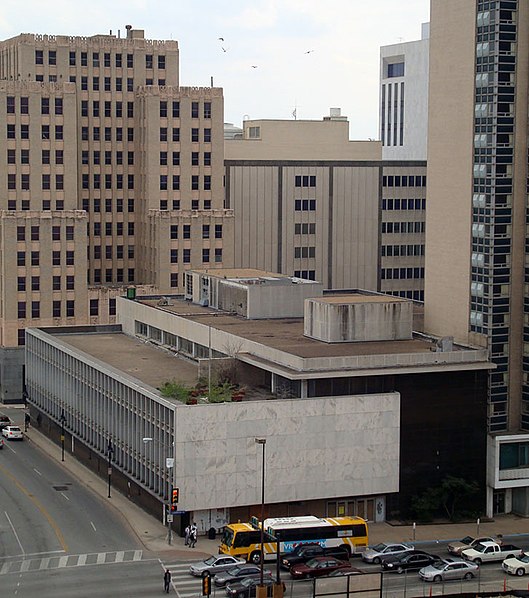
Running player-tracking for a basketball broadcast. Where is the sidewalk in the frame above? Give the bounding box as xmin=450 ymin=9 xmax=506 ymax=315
xmin=22 ymin=424 xmax=529 ymax=560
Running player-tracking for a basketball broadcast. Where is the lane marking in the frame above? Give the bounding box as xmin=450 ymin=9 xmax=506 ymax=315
xmin=0 ymin=463 xmax=68 ymax=553
xmin=133 ymin=550 xmax=142 ymax=561
xmin=90 ymin=521 xmax=97 ymax=532
xmin=60 ymin=492 xmax=70 ymax=501
xmin=33 ymin=469 xmax=42 ymax=476
xmin=77 ymin=554 xmax=87 ymax=566
xmin=58 ymin=556 xmax=69 ymax=568
xmin=96 ymin=553 xmax=106 ymax=564
xmin=39 ymin=558 xmax=50 ymax=570
xmin=0 ymin=549 xmax=64 ymax=561
xmin=115 ymin=551 xmax=124 ymax=563
xmin=5 ymin=512 xmax=25 ymax=557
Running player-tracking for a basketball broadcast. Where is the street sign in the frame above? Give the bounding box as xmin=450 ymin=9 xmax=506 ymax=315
xmin=173 ymin=510 xmax=186 ymax=515
xmin=167 ymin=514 xmax=173 ymax=523
xmin=166 ymin=457 xmax=174 ymax=468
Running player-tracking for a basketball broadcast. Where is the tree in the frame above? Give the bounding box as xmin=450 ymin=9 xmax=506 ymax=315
xmin=410 ymin=476 xmax=481 ymax=522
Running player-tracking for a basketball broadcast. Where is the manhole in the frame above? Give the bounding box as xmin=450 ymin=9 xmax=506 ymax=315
xmin=53 ymin=485 xmax=69 ymax=491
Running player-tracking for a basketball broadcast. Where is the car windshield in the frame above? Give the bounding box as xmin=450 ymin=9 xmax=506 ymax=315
xmin=204 ymin=557 xmax=217 ymax=565
xmin=241 ymin=578 xmax=255 ymax=587
xmin=371 ymin=544 xmax=387 ymax=552
xmin=221 ymin=528 xmax=234 ymax=548
xmin=460 ymin=536 xmax=473 ymax=544
xmin=305 ymin=558 xmax=322 ymax=568
xmin=226 ymin=566 xmax=243 ymax=575
xmin=431 ymin=562 xmax=447 ymax=571
xmin=473 ymin=543 xmax=487 ymax=553
xmin=518 ymin=555 xmax=529 ymax=564
xmin=9 ymin=427 xmax=21 ymax=432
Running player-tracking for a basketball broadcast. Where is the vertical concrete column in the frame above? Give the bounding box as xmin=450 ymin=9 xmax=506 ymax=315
xmin=300 ymin=379 xmax=308 ymax=399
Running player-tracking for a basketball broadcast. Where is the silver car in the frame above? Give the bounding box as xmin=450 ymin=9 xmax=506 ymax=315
xmin=419 ymin=558 xmax=479 ymax=582
xmin=214 ymin=564 xmax=269 ymax=587
xmin=362 ymin=543 xmax=414 ymax=564
xmin=189 ymin=555 xmax=246 ymax=577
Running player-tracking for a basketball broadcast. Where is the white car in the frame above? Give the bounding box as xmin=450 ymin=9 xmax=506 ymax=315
xmin=362 ymin=543 xmax=414 ymax=564
xmin=2 ymin=425 xmax=23 ymax=440
xmin=502 ymin=554 xmax=529 ymax=576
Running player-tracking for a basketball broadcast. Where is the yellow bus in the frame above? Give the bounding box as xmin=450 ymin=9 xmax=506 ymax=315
xmin=219 ymin=515 xmax=368 ymax=563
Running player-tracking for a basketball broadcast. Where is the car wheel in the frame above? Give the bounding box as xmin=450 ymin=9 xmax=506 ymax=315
xmin=250 ymin=551 xmax=262 ymax=565
xmin=433 ymin=575 xmax=442 ymax=583
xmin=517 ymin=568 xmax=525 ymax=577
xmin=373 ymin=557 xmax=381 ymax=565
xmin=464 ymin=573 xmax=474 ymax=580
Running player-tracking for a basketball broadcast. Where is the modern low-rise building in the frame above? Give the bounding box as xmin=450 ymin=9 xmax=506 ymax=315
xmin=26 ymin=269 xmax=491 ymax=529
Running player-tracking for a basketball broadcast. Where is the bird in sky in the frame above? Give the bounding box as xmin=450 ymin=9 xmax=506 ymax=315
xmin=304 ymin=50 xmax=314 ymax=54
xmin=218 ymin=37 xmax=224 ymax=41
xmin=251 ymin=65 xmax=258 ymax=69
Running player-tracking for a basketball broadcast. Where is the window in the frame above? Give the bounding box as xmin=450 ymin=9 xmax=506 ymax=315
xmin=55 ymin=125 xmax=63 ymax=140
xmin=295 ymin=175 xmax=316 ymax=187
xmin=66 ymin=251 xmax=74 ymax=266
xmin=93 ymin=77 xmax=99 ymax=91
xmin=128 ymin=198 xmax=134 ymax=212
xmin=172 ymin=175 xmax=180 ymax=190
xmin=160 ymin=175 xmax=168 ymax=190
xmin=204 ymin=175 xmax=211 ymax=190
xmin=35 ymin=50 xmax=44 ymax=65
xmin=127 ymin=78 xmax=134 ymax=92
xmin=127 ymin=102 xmax=134 ymax=118
xmin=30 ymin=226 xmax=39 ymax=241
xmin=104 ymin=77 xmax=111 ymax=92
xmin=215 ymin=248 xmax=223 ymax=263
xmin=21 ymin=125 xmax=29 ymax=139
xmin=41 ymin=125 xmax=50 ymax=140
xmin=183 ymin=248 xmax=191 ymax=263
xmin=160 ymin=151 xmax=168 ymax=165
xmin=19 ymin=97 xmax=29 ymax=114
xmin=81 ymin=51 xmax=88 ymax=66
xmin=104 ymin=53 xmax=111 ymax=67
xmin=170 ymin=273 xmax=178 ymax=288
xmin=183 ymin=225 xmax=191 ymax=239
xmin=202 ymin=248 xmax=210 ymax=263
xmin=191 ymin=128 xmax=199 ymax=142
xmin=127 ymin=54 xmax=133 ymax=68
xmin=146 ymin=55 xmax=153 ymax=69
xmin=31 ymin=276 xmax=40 ymax=291
xmin=109 ymin=298 xmax=116 ymax=316
xmin=90 ymin=299 xmax=99 ymax=316
xmin=48 ymin=50 xmax=56 ymax=65
xmin=66 ymin=300 xmax=75 ymax=317
xmin=204 ymin=128 xmax=211 ymax=142
xmin=55 ymin=150 xmax=63 ymax=164
xmin=7 ymin=149 xmax=15 ymax=164
xmin=127 ymin=128 xmax=134 ymax=142
xmin=115 ymin=101 xmax=122 ymax=117
xmin=170 ymin=225 xmax=178 ymax=239
xmin=7 ymin=124 xmax=15 ymax=139
xmin=55 ymin=98 xmax=63 ymax=115
xmin=17 ymin=252 xmax=25 ymax=266
xmin=158 ymin=55 xmax=166 ymax=69
xmin=18 ymin=302 xmax=26 ymax=319
xmin=172 ymin=127 xmax=180 ymax=142
xmin=294 ymin=199 xmax=316 ymax=211
xmin=18 ymin=277 xmax=26 ymax=291
xmin=202 ymin=225 xmax=210 ymax=239
xmin=191 ymin=102 xmax=199 ymax=118
xmin=66 ymin=226 xmax=74 ymax=241
xmin=41 ymin=97 xmax=50 ymax=115
xmin=160 ymin=127 xmax=168 ymax=142
xmin=52 ymin=251 xmax=61 ymax=265
xmin=204 ymin=152 xmax=211 ymax=166
xmin=204 ymin=102 xmax=211 ymax=118
xmin=294 ymin=247 xmax=316 ymax=258
xmin=192 ymin=200 xmax=199 ymax=210
xmin=215 ymin=224 xmax=223 ymax=239
xmin=115 ymin=54 xmax=122 ymax=68
xmin=172 ymin=101 xmax=180 ymax=117
xmin=192 ymin=175 xmax=199 ymax=190
xmin=192 ymin=152 xmax=199 ymax=166
xmin=116 ymin=78 xmax=122 ymax=91
xmin=170 ymin=249 xmax=178 ymax=263
xmin=160 ymin=101 xmax=167 ymax=118
xmin=31 ymin=301 xmax=40 ymax=318
xmin=387 ymin=62 xmax=405 ymax=78
xmin=21 ymin=174 xmax=30 ymax=190
xmin=41 ymin=174 xmax=51 ymax=190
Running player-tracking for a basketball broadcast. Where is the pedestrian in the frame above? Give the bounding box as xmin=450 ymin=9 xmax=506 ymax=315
xmin=184 ymin=524 xmax=190 ymax=546
xmin=163 ymin=569 xmax=171 ymax=593
xmin=189 ymin=522 xmax=198 ymax=548
xmin=24 ymin=412 xmax=30 ymax=432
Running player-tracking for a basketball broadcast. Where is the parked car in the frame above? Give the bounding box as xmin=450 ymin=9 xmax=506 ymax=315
xmin=2 ymin=426 xmax=23 ymax=440
xmin=189 ymin=555 xmax=246 ymax=577
xmin=327 ymin=567 xmax=364 ymax=577
xmin=225 ymin=576 xmax=274 ymax=598
xmin=362 ymin=543 xmax=415 ymax=564
xmin=280 ymin=544 xmax=349 ymax=570
xmin=215 ymin=565 xmax=271 ymax=587
xmin=290 ymin=556 xmax=354 ymax=579
xmin=0 ymin=416 xmax=12 ymax=431
xmin=382 ymin=551 xmax=440 ymax=573
xmin=502 ymin=554 xmax=529 ymax=576
xmin=419 ymin=558 xmax=479 ymax=582
xmin=447 ymin=536 xmax=496 ymax=556
xmin=462 ymin=541 xmax=522 ymax=564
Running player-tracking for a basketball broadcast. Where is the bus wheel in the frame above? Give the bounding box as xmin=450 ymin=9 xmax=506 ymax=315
xmin=250 ymin=551 xmax=262 ymax=564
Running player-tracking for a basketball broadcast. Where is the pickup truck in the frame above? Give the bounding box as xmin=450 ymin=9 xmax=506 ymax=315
xmin=462 ymin=541 xmax=523 ymax=565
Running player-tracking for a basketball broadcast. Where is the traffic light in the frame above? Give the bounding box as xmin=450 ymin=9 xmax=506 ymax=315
xmin=171 ymin=487 xmax=179 ymax=512
xmin=202 ymin=573 xmax=211 ymax=596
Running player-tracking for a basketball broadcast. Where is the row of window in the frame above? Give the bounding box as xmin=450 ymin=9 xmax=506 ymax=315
xmin=92 ymin=269 xmax=134 ymax=284
xmin=81 ymin=126 xmax=134 ymax=142
xmin=294 ymin=246 xmax=316 ymax=259
xmin=81 ymin=100 xmax=133 ymax=118
xmin=82 ymin=174 xmax=134 ymax=189
xmin=18 ymin=275 xmax=76 ymax=291
xmin=170 ymin=248 xmax=222 ymax=263
xmin=8 ymin=149 xmax=64 ymax=165
xmin=295 ymin=199 xmax=316 ymax=211
xmin=8 ymin=173 xmax=67 ymax=191
xmin=295 ymin=223 xmax=316 ymax=235
xmin=91 ymin=245 xmax=134 ymax=260
xmin=16 ymin=226 xmax=74 ymax=242
xmin=160 ymin=101 xmax=211 ymax=119
xmin=6 ymin=124 xmax=64 ymax=140
xmin=382 ymin=175 xmax=426 ymax=187
xmin=6 ymin=96 xmax=63 ymax=115
xmin=387 ymin=289 xmax=424 ymax=302
xmin=82 ymin=198 xmax=134 ymax=212
xmin=160 ymin=175 xmax=212 ymax=191
xmin=159 ymin=199 xmax=211 ymax=211
xmin=78 ymin=76 xmax=165 ymax=91
xmin=91 ymin=222 xmax=135 ymax=236
xmin=382 ymin=198 xmax=426 ymax=210
xmin=17 ymin=250 xmax=75 ymax=266
xmin=381 ymin=221 xmax=425 ymax=234
xmin=381 ymin=244 xmax=425 ymax=257
xmin=295 ymin=175 xmax=316 ymax=187
xmin=170 ymin=224 xmax=223 ymax=239
xmin=294 ymin=270 xmax=316 ymax=280
xmin=7 ymin=199 xmax=64 ymax=211
xmin=36 ymin=50 xmax=167 ymax=70
xmin=82 ymin=150 xmax=134 ymax=165
xmin=380 ymin=267 xmax=425 ymax=280
xmin=160 ymin=151 xmax=211 ymax=166
xmin=18 ymin=300 xmax=76 ymax=319
xmin=160 ymin=128 xmax=212 ymax=143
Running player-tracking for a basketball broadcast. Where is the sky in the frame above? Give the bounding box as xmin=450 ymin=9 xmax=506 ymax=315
xmin=0 ymin=0 xmax=429 ymax=140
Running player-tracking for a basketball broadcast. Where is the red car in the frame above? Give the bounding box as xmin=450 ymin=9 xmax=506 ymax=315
xmin=290 ymin=556 xmax=353 ymax=579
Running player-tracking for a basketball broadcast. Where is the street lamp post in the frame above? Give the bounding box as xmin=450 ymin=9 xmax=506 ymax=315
xmin=107 ymin=439 xmax=114 ymax=498
xmin=255 ymin=438 xmax=266 ymax=598
xmin=60 ymin=410 xmax=66 ymax=462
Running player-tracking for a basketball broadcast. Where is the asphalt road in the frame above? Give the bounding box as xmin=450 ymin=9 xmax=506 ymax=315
xmin=0 ymin=407 xmax=170 ymax=597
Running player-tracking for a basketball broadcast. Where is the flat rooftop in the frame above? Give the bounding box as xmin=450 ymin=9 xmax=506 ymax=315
xmin=311 ymin=295 xmax=407 ymax=305
xmin=137 ymin=297 xmax=476 ymax=359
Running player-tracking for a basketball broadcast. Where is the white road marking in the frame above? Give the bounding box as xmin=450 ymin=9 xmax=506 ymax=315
xmin=90 ymin=521 xmax=97 ymax=532
xmin=39 ymin=558 xmax=50 ymax=570
xmin=133 ymin=550 xmax=142 ymax=561
xmin=96 ymin=553 xmax=106 ymax=564
xmin=115 ymin=551 xmax=125 ymax=563
xmin=58 ymin=556 xmax=69 ymax=568
xmin=60 ymin=492 xmax=70 ymax=501
xmin=77 ymin=554 xmax=87 ymax=566
xmin=5 ymin=512 xmax=24 ymax=557
xmin=33 ymin=468 xmax=42 ymax=476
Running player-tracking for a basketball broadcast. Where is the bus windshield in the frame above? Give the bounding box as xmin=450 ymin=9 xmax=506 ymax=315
xmin=222 ymin=527 xmax=235 ymax=548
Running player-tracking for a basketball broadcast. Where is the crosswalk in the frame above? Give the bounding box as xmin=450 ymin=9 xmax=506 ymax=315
xmin=162 ymin=559 xmax=210 ymax=598
xmin=0 ymin=549 xmax=143 ymax=576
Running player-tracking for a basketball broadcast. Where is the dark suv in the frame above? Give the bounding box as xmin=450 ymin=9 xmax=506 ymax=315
xmin=280 ymin=544 xmax=350 ymax=570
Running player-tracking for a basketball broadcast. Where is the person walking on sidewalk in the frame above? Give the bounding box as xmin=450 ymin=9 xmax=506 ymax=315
xmin=164 ymin=569 xmax=172 ymax=593
xmin=184 ymin=524 xmax=190 ymax=546
xmin=189 ymin=522 xmax=197 ymax=548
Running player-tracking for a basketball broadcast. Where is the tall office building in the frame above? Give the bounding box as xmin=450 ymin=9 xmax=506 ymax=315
xmin=425 ymin=0 xmax=529 ymax=515
xmin=0 ymin=27 xmax=233 ymax=399
xmin=379 ymin=23 xmax=430 ymax=161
